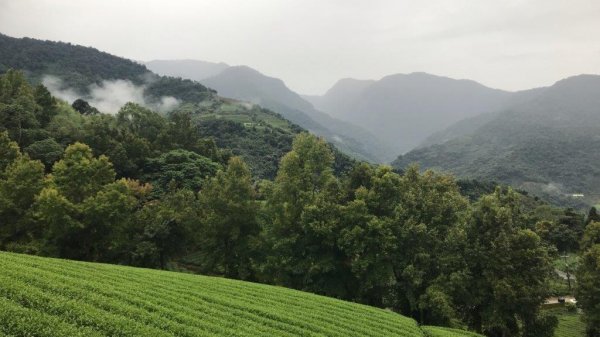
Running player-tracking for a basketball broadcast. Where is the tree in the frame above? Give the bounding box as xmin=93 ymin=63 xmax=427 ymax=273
xmin=0 ymin=70 xmax=39 ymax=145
xmin=262 ymin=133 xmax=346 ymax=294
xmin=586 ymin=207 xmax=600 ymax=226
xmin=197 ymin=156 xmax=259 ymax=279
xmin=33 ymin=84 xmax=58 ymax=126
xmin=143 ymin=149 xmax=220 ymax=194
xmin=390 ymin=167 xmax=469 ymax=325
xmin=576 ymin=227 xmax=600 ymax=337
xmin=72 ymin=98 xmax=99 ymax=115
xmin=462 ymin=188 xmax=556 ymax=337
xmin=116 ymin=102 xmax=167 ymax=146
xmin=51 ymin=142 xmax=115 ymax=203
xmin=0 ymin=131 xmax=20 ymax=173
xmin=33 ymin=143 xmax=139 ymax=261
xmin=129 ymin=188 xmax=198 ymax=268
xmin=0 ymin=153 xmax=45 ymax=250
xmin=24 ymin=138 xmax=64 ymax=169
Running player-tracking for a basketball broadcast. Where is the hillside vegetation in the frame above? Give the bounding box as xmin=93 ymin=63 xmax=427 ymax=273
xmin=0 ymin=251 xmax=434 ymax=337
xmin=0 ymin=34 xmax=356 ymax=178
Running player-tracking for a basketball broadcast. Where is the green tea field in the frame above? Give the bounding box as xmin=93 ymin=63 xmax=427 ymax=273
xmin=0 ymin=251 xmax=479 ymax=337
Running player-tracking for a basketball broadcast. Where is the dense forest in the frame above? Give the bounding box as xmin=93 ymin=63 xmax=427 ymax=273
xmin=1 ymin=69 xmax=599 ymax=337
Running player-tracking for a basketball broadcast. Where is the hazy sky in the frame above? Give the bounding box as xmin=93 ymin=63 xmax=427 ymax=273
xmin=1 ymin=0 xmax=599 ymax=94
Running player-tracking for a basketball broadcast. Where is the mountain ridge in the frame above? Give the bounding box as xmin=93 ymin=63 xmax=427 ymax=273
xmin=149 ymin=60 xmax=396 ymax=162
xmin=393 ymin=74 xmax=600 ymax=207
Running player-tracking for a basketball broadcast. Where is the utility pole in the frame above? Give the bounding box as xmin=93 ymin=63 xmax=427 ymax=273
xmin=561 ymin=254 xmax=572 ymax=293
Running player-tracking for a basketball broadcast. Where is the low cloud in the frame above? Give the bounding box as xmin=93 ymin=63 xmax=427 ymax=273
xmin=42 ymin=75 xmax=180 ymax=114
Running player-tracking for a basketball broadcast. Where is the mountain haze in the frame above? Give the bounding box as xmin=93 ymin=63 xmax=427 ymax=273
xmin=145 ymin=59 xmax=229 ymax=82
xmin=150 ymin=61 xmax=396 ymax=162
xmin=311 ymin=72 xmax=512 ymax=154
xmin=394 ymin=74 xmax=600 ymax=206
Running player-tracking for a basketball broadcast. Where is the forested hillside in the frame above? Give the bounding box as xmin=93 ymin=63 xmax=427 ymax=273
xmin=1 ymin=66 xmax=597 ymax=337
xmin=150 ymin=61 xmax=395 ymax=162
xmin=0 ymin=34 xmax=356 ymax=178
xmin=394 ymin=75 xmax=600 ymax=207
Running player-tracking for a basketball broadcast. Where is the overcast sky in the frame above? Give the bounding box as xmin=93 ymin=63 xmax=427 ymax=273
xmin=1 ymin=0 xmax=599 ymax=94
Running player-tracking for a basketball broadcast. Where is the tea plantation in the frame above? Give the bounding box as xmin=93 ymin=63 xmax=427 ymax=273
xmin=0 ymin=251 xmax=482 ymax=336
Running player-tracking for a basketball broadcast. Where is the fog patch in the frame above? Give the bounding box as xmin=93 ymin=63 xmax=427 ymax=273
xmin=156 ymin=96 xmax=181 ymax=112
xmin=88 ymin=79 xmax=146 ymax=113
xmin=542 ymin=182 xmax=563 ymax=194
xmin=42 ymin=75 xmax=180 ymax=114
xmin=42 ymin=76 xmax=79 ymax=103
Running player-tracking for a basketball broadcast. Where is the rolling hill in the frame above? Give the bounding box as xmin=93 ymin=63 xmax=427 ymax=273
xmin=0 ymin=251 xmax=482 ymax=337
xmin=147 ymin=61 xmax=395 ymax=162
xmin=0 ymin=33 xmax=357 ymax=178
xmin=394 ymin=75 xmax=600 ymax=207
xmin=308 ymin=72 xmax=512 ymax=154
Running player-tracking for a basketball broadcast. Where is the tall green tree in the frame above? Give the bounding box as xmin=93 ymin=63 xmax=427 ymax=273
xmin=33 ymin=84 xmax=58 ymax=127
xmin=0 ymin=146 xmax=45 ymax=250
xmin=34 ymin=143 xmax=137 ymax=261
xmin=462 ymin=188 xmax=556 ymax=337
xmin=0 ymin=70 xmax=39 ymax=145
xmin=262 ymin=133 xmax=348 ymax=295
xmin=197 ymin=156 xmax=259 ymax=279
xmin=391 ymin=167 xmax=469 ymax=325
xmin=129 ymin=187 xmax=198 ymax=268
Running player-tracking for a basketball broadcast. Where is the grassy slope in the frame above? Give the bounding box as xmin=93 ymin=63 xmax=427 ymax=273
xmin=0 ymin=251 xmax=435 ymax=337
xmin=543 ymin=307 xmax=586 ymax=337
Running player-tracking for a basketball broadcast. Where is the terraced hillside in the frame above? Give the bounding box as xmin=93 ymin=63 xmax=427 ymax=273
xmin=0 ymin=251 xmax=481 ymax=337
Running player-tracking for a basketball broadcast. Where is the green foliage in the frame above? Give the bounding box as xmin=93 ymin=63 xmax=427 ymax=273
xmin=144 ymin=149 xmax=220 ymax=194
xmin=128 ymin=188 xmax=198 ymax=268
xmin=71 ymin=98 xmax=99 ymax=115
xmin=0 ymin=131 xmax=20 ymax=172
xmin=576 ymin=222 xmax=600 ymax=337
xmin=0 ymin=33 xmax=150 ymax=92
xmin=196 ymin=157 xmax=259 ymax=279
xmin=144 ymin=76 xmax=213 ymax=103
xmin=0 ymin=152 xmax=45 ymax=249
xmin=24 ymin=138 xmax=64 ymax=168
xmin=535 ymin=209 xmax=585 ymax=253
xmin=461 ymin=188 xmax=556 ymax=337
xmin=51 ymin=142 xmax=115 ymax=203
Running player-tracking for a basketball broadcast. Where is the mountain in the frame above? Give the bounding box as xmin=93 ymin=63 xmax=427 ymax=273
xmin=146 ymin=61 xmax=398 ymax=162
xmin=145 ymin=59 xmax=229 ymax=81
xmin=311 ymin=72 xmax=512 ymax=154
xmin=393 ymin=74 xmax=600 ymax=207
xmin=146 ymin=61 xmax=397 ymax=162
xmin=303 ymin=78 xmax=375 ymax=117
xmin=202 ymin=66 xmax=395 ymax=162
xmin=0 ymin=33 xmax=356 ymax=178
